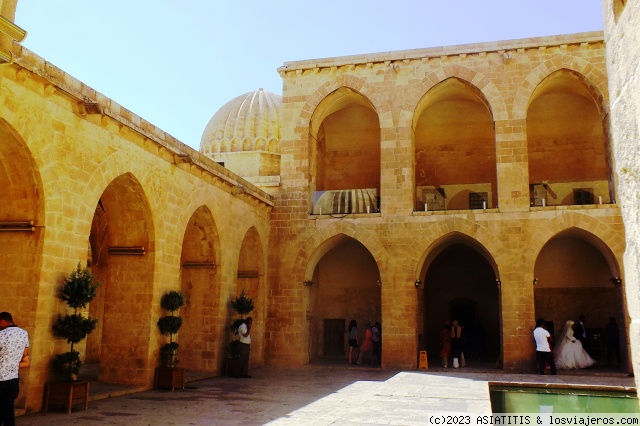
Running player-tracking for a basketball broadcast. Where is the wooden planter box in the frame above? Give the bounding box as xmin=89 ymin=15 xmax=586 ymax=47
xmin=44 ymin=381 xmax=89 ymax=414
xmin=154 ymin=367 xmax=185 ymax=390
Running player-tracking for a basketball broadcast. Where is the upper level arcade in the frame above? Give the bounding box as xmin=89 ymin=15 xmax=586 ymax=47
xmin=274 ymin=32 xmax=611 ymax=217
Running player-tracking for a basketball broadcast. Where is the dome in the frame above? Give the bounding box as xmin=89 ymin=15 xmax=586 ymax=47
xmin=200 ymin=88 xmax=282 ymax=155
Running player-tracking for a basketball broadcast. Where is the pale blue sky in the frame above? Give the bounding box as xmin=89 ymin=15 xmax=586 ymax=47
xmin=15 ymin=1 xmax=603 ymax=151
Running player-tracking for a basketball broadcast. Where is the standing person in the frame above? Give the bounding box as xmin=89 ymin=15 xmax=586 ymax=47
xmin=371 ymin=322 xmax=382 ymax=364
xmin=348 ymin=320 xmax=358 ymax=365
xmin=235 ymin=317 xmax=253 ymax=378
xmin=574 ymin=314 xmax=589 ymax=355
xmin=439 ymin=320 xmax=452 ymax=368
xmin=357 ymin=325 xmax=374 ymax=365
xmin=0 ymin=312 xmax=30 ymax=426
xmin=533 ymin=318 xmax=557 ymax=375
xmin=554 ymin=320 xmax=596 ymax=369
xmin=450 ymin=320 xmax=465 ymax=368
xmin=604 ymin=316 xmax=621 ymax=367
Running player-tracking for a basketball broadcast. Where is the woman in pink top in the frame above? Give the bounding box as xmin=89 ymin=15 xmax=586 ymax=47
xmin=357 ymin=326 xmax=374 ymax=365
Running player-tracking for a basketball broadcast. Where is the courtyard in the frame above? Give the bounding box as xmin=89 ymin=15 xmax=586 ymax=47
xmin=17 ymin=364 xmax=635 ymax=425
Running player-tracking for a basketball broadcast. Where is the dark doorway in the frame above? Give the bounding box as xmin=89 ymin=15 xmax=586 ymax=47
xmin=323 ymin=319 xmax=345 ymax=356
xmin=423 ymin=243 xmax=501 ymax=365
xmin=450 ymin=299 xmax=475 ymax=328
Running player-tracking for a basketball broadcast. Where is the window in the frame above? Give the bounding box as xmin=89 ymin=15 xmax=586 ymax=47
xmin=530 ymin=184 xmax=547 ymax=206
xmin=469 ymin=192 xmax=488 ymax=209
xmin=574 ymin=188 xmax=594 ymax=205
xmin=420 ymin=188 xmax=445 ymax=211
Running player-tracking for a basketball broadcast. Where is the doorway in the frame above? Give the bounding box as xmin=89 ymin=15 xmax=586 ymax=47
xmin=323 ymin=319 xmax=345 ymax=357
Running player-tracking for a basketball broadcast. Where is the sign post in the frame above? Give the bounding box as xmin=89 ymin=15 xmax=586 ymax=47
xmin=419 ymin=350 xmax=428 ymax=369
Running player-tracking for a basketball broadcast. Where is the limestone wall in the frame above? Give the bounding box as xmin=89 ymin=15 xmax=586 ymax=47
xmin=269 ymin=32 xmax=627 ymax=372
xmin=0 ymin=45 xmax=271 ymax=412
xmin=602 ymin=0 xmax=640 ymax=388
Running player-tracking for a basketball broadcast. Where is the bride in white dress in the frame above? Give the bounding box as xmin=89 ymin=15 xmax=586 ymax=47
xmin=554 ymin=320 xmax=596 ymax=369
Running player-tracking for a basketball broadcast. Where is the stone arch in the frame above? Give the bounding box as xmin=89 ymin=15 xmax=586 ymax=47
xmin=412 ymin=76 xmax=499 ymax=210
xmin=525 ymin=67 xmax=612 ymax=206
xmin=179 ymin=204 xmax=223 ymax=373
xmin=416 ymin=230 xmax=503 ymax=364
xmin=231 ymin=137 xmax=240 ymax=152
xmin=78 ymin=150 xmax=159 ymax=241
xmin=242 ymin=137 xmax=254 ymax=151
xmin=528 ymin=213 xmax=624 ymax=278
xmin=409 ymin=217 xmax=506 ymax=280
xmin=0 ymin=118 xmax=45 ymax=371
xmin=296 ymin=74 xmax=390 ymax=131
xmin=307 ymin=85 xmax=382 ymax=207
xmin=410 ymin=65 xmax=508 ymax=122
xmin=293 ymin=222 xmax=388 ymax=285
xmin=268 ymin=138 xmax=280 ymax=153
xmin=236 ymin=226 xmax=267 ymax=366
xmin=85 ymin=171 xmax=156 ymax=386
xmin=308 ymin=85 xmax=378 ymax=138
xmin=532 ymin=225 xmax=627 ymax=367
xmin=512 ymin=57 xmax=609 ymax=121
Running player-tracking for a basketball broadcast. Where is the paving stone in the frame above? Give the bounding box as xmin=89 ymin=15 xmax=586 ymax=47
xmin=18 ymin=365 xmax=635 ymax=425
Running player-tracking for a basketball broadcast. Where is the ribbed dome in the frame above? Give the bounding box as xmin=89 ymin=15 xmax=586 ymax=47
xmin=200 ymin=88 xmax=282 ymax=155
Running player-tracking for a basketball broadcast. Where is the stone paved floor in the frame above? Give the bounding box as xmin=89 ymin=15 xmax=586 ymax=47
xmin=17 ymin=364 xmax=636 ymax=426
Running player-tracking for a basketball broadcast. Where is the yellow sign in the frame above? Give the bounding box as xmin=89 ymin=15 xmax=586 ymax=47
xmin=419 ymin=350 xmax=428 ymax=369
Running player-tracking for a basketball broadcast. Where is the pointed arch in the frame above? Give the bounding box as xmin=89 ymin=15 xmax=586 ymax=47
xmin=236 ymin=226 xmax=267 ymax=367
xmin=409 ymin=217 xmax=506 ymax=281
xmin=242 ymin=137 xmax=254 ymax=151
xmin=529 ymin=216 xmax=625 ymax=278
xmin=292 ymin=222 xmax=388 ymax=284
xmin=0 ymin=118 xmax=45 ymax=338
xmin=408 ymin=65 xmax=508 ymax=122
xmin=86 ymin=171 xmax=156 ymax=386
xmin=308 ymin=86 xmax=382 ymax=210
xmin=179 ymin=204 xmax=222 ymax=372
xmin=296 ymin=74 xmax=389 ymax=131
xmin=413 ymin=77 xmax=498 ymax=210
xmin=513 ymin=58 xmax=609 ymax=121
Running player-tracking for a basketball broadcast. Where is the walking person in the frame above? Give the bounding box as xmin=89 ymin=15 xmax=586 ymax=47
xmin=0 ymin=312 xmax=30 ymax=426
xmin=439 ymin=320 xmax=452 ymax=368
xmin=533 ymin=318 xmax=557 ymax=375
xmin=573 ymin=314 xmax=590 ymax=356
xmin=348 ymin=320 xmax=358 ymax=364
xmin=357 ymin=325 xmax=374 ymax=365
xmin=234 ymin=317 xmax=253 ymax=378
xmin=450 ymin=320 xmax=465 ymax=368
xmin=554 ymin=320 xmax=596 ymax=369
xmin=604 ymin=316 xmax=621 ymax=367
xmin=371 ymin=322 xmax=382 ymax=364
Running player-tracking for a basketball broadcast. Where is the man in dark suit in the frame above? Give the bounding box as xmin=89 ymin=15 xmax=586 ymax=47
xmin=574 ymin=314 xmax=590 ymax=355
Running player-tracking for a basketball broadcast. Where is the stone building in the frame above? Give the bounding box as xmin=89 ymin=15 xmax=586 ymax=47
xmin=0 ymin=0 xmax=637 ymax=415
xmin=200 ymin=31 xmax=627 ymax=373
xmin=0 ymin=2 xmax=272 ymax=412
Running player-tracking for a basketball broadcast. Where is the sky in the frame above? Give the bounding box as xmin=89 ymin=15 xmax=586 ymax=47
xmin=15 ymin=1 xmax=604 ymax=151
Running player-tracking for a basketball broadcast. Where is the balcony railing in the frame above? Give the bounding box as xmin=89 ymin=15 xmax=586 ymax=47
xmin=530 ymin=180 xmax=611 ymax=207
xmin=415 ymin=184 xmax=493 ymax=211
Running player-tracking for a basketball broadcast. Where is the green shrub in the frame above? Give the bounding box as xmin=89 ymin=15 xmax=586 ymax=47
xmin=51 ymin=263 xmax=99 ymax=381
xmin=157 ymin=290 xmax=184 ymax=367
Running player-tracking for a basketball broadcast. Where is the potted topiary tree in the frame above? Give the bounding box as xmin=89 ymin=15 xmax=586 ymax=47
xmin=44 ymin=262 xmax=99 ymax=414
xmin=154 ymin=290 xmax=185 ymax=390
xmin=226 ymin=289 xmax=254 ymax=376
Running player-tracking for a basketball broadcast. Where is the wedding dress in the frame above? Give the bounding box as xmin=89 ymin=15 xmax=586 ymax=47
xmin=554 ymin=320 xmax=596 ymax=369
